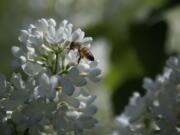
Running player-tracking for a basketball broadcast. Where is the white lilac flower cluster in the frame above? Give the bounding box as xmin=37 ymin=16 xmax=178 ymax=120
xmin=0 ymin=18 xmax=101 ymax=135
xmin=112 ymin=56 xmax=180 ymax=135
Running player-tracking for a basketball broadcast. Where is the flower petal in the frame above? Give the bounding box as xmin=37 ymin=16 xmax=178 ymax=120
xmin=59 ymin=77 xmax=74 ymax=96
xmin=22 ymin=62 xmax=43 ymax=76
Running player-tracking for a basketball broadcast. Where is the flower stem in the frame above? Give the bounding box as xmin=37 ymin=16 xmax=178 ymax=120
xmin=54 ymin=53 xmax=59 ymax=74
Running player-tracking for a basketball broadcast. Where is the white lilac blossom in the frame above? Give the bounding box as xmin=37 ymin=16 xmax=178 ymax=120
xmin=112 ymin=56 xmax=180 ymax=135
xmin=11 ymin=18 xmax=101 ymax=95
xmin=0 ymin=18 xmax=101 ymax=135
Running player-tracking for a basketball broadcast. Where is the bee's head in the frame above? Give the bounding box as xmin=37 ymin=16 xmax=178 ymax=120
xmin=70 ymin=41 xmax=81 ymax=50
xmin=70 ymin=41 xmax=75 ymax=49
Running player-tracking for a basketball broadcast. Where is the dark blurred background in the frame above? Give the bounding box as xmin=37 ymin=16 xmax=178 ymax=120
xmin=0 ymin=0 xmax=180 ymax=119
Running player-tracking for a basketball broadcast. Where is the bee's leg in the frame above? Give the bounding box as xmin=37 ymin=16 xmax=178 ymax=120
xmin=77 ymin=56 xmax=82 ymax=64
xmin=77 ymin=48 xmax=82 ymax=64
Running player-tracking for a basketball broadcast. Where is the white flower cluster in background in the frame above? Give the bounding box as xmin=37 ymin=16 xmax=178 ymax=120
xmin=112 ymin=56 xmax=180 ymax=135
xmin=0 ymin=18 xmax=101 ymax=135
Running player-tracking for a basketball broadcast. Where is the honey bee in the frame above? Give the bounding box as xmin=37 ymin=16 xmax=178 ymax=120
xmin=70 ymin=41 xmax=94 ymax=63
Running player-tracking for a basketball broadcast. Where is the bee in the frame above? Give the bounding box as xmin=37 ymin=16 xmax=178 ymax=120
xmin=70 ymin=41 xmax=94 ymax=63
